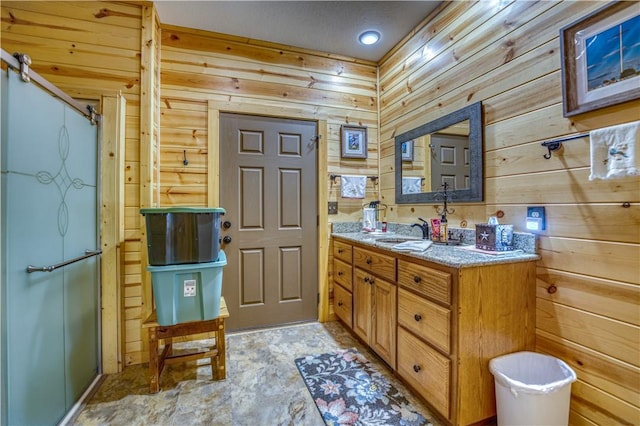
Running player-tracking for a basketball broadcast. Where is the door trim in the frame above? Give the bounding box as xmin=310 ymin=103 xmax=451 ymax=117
xmin=208 ymin=101 xmax=330 ymax=322
xmin=100 ymin=94 xmax=126 ymax=374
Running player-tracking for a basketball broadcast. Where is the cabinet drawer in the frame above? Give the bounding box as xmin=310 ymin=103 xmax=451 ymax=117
xmin=333 ymin=258 xmax=352 ymax=291
xmin=333 ymin=284 xmax=352 ymax=328
xmin=398 ymin=287 xmax=450 ymax=353
xmin=354 ymin=247 xmax=396 ymax=282
xmin=398 ymin=260 xmax=451 ymax=305
xmin=333 ymin=240 xmax=352 ymax=264
xmin=397 ymin=327 xmax=450 ymax=420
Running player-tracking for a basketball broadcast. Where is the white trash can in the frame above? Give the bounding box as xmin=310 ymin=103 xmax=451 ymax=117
xmin=489 ymin=351 xmax=577 ymax=426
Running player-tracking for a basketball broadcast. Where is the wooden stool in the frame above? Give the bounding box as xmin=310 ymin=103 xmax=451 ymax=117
xmin=142 ymin=297 xmax=229 ymax=393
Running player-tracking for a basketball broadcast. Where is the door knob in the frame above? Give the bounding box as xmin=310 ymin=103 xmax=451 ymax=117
xmin=222 ymin=221 xmax=232 ymax=229
xmin=222 ymin=235 xmax=232 ymax=244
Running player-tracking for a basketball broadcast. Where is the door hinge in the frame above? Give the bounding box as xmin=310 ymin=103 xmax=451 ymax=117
xmin=311 ymin=135 xmax=321 ymax=149
xmin=318 ymin=292 xmax=320 ymax=306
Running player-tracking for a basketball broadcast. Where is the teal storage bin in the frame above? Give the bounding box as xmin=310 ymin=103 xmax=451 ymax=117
xmin=141 ymin=207 xmax=226 ymax=266
xmin=148 ymin=250 xmax=226 ymax=326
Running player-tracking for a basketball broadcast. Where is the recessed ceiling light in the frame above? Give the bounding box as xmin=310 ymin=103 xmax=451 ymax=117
xmin=359 ymin=30 xmax=381 ymax=46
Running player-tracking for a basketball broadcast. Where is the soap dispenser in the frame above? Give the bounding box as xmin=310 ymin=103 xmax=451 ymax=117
xmin=440 ymin=214 xmax=448 ymax=243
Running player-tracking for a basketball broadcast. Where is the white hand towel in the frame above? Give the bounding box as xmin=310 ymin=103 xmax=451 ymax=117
xmin=340 ymin=175 xmax=366 ymax=198
xmin=589 ymin=120 xmax=640 ymax=181
xmin=392 ymin=240 xmax=433 ymax=252
xmin=402 ymin=176 xmax=422 ymax=194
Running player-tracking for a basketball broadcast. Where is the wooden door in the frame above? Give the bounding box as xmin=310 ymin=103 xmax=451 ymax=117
xmin=219 ymin=113 xmax=318 ymax=330
xmin=430 ymin=133 xmax=470 ymax=189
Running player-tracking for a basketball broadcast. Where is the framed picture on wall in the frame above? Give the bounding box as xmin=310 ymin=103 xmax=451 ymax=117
xmin=341 ymin=125 xmax=368 ymax=159
xmin=401 ymin=140 xmax=414 ymax=162
xmin=560 ymin=1 xmax=640 ymax=117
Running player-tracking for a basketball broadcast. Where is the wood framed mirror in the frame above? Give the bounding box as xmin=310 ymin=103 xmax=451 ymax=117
xmin=395 ymin=102 xmax=483 ymax=204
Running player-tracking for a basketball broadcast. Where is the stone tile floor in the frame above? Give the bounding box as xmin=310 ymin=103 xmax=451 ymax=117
xmin=69 ymin=321 xmax=442 ymax=426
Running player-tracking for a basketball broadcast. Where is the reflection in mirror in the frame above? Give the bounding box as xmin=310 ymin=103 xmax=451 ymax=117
xmin=395 ymin=102 xmax=483 ymax=204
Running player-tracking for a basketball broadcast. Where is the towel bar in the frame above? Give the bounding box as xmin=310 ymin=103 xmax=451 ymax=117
xmin=541 ymin=133 xmax=589 ymax=159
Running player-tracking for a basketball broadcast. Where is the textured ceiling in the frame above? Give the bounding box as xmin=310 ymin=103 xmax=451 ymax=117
xmin=154 ymin=1 xmax=444 ymax=62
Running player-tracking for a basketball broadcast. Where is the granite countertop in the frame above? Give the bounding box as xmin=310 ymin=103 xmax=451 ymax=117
xmin=332 ymin=225 xmax=540 ymax=268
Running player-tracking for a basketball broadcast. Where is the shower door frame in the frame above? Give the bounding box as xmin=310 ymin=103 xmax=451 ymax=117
xmin=0 ymin=49 xmax=103 ymax=425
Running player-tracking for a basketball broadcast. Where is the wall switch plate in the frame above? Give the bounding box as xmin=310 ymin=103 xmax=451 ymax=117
xmin=328 ymin=201 xmax=338 ymax=215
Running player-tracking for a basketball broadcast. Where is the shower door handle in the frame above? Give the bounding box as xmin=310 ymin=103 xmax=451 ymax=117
xmin=26 ymin=249 xmax=102 ymax=273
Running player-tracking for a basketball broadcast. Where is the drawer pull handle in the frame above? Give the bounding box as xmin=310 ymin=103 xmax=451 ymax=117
xmin=369 ymin=278 xmax=375 ymax=285
xmin=414 ymin=314 xmax=422 ymax=322
xmin=338 ymin=249 xmax=343 ymax=254
xmin=413 ymin=365 xmax=421 ymax=373
xmin=366 ymin=258 xmax=372 ymax=265
xmin=413 ymin=275 xmax=422 ymax=283
xmin=337 ymin=271 xmax=343 ymax=276
xmin=364 ymin=277 xmax=370 ymax=283
xmin=338 ymin=301 xmax=343 ymax=307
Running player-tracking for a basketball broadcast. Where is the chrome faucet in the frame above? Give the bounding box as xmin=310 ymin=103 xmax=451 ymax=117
xmin=411 ymin=217 xmax=430 ymax=239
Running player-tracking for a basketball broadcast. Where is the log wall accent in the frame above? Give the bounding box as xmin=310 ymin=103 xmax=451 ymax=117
xmin=378 ymin=1 xmax=639 ymax=424
xmin=137 ymin=2 xmax=161 ymax=365
xmin=100 ymin=93 xmax=127 ymax=374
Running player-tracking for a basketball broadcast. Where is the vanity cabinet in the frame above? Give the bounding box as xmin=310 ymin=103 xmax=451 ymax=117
xmin=332 ymin=240 xmax=353 ymax=328
xmin=396 ymin=257 xmax=536 ymax=425
xmin=331 ymin=235 xmax=536 ymax=426
xmin=353 ymin=247 xmax=397 ymax=368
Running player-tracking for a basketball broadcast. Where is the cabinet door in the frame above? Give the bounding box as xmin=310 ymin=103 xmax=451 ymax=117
xmin=371 ymin=277 xmax=397 ymax=368
xmin=353 ymin=268 xmax=372 ymax=343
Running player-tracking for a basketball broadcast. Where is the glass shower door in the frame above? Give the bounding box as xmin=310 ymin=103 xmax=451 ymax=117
xmin=1 ymin=68 xmax=99 ymax=425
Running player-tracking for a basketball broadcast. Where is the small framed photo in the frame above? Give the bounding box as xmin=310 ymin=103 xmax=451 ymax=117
xmin=560 ymin=1 xmax=640 ymax=117
xmin=401 ymin=140 xmax=414 ymax=162
xmin=341 ymin=125 xmax=367 ymax=159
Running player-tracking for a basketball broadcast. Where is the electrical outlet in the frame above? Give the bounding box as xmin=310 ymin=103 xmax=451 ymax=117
xmin=328 ymin=201 xmax=338 ymax=215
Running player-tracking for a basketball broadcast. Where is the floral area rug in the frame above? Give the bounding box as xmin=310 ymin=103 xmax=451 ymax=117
xmin=295 ymin=348 xmax=431 ymax=426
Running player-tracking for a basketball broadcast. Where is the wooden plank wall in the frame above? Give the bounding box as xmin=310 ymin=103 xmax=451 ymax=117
xmin=1 ymin=1 xmax=148 ymax=367
xmin=3 ymin=3 xmax=638 ymax=421
xmin=378 ymin=1 xmax=640 ymax=424
xmin=158 ymin=24 xmax=380 ymax=333
xmin=159 ymin=24 xmax=380 ymax=214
